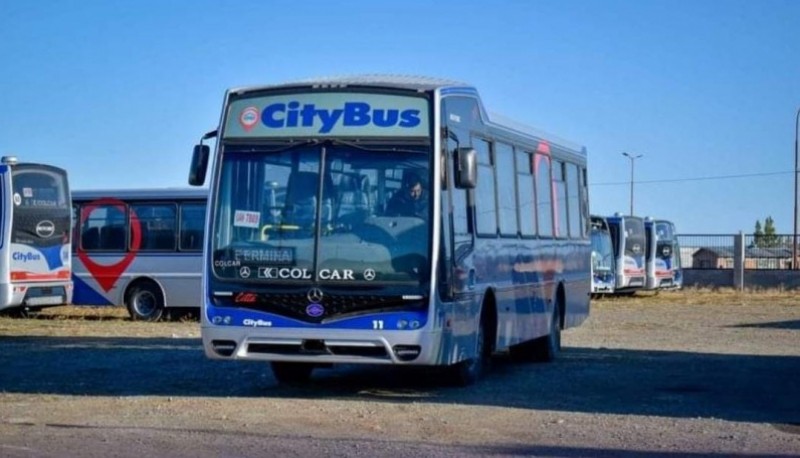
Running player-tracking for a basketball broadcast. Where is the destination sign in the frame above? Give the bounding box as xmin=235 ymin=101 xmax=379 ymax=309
xmin=223 ymin=92 xmax=429 ymax=138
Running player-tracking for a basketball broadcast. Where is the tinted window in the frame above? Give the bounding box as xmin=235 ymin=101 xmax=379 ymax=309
xmin=474 ymin=138 xmax=497 ymax=236
xmin=180 ymin=203 xmax=206 ymax=251
xmin=535 ymin=153 xmax=553 ymax=237
xmin=516 ymin=151 xmax=536 ymax=236
xmin=81 ymin=204 xmax=127 ymax=251
xmin=495 ymin=142 xmax=517 ymax=236
xmin=131 ymin=204 xmax=177 ymax=251
xmin=553 ymin=160 xmax=568 ymax=238
xmin=567 ymin=163 xmax=582 ymax=238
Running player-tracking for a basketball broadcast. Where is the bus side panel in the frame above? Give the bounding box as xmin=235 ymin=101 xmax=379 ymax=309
xmin=127 ymin=253 xmax=202 ymax=308
xmin=0 ymin=166 xmax=14 ymax=309
xmin=564 ymin=240 xmax=591 ymax=328
xmin=470 ymin=238 xmax=553 ymax=352
xmin=436 ymin=290 xmax=482 ymax=366
xmin=72 ymin=253 xmax=201 ymax=307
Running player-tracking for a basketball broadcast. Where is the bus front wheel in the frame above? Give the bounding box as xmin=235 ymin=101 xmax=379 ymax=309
xmin=448 ymin=315 xmax=489 ymax=386
xmin=126 ymin=282 xmax=165 ymax=322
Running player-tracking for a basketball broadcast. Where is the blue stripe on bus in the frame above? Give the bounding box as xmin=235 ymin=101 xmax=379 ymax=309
xmin=207 ymin=307 xmax=427 ymax=330
xmin=40 ymin=244 xmax=65 ymax=270
xmin=72 ymin=275 xmax=115 ymax=306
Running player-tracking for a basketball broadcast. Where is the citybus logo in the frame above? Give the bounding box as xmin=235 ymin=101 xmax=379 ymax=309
xmin=239 ymin=106 xmax=259 ymax=131
xmin=35 ymin=220 xmax=55 ymax=238
xmin=258 ymin=101 xmax=421 ymax=134
xmin=13 ymin=251 xmax=41 ymax=262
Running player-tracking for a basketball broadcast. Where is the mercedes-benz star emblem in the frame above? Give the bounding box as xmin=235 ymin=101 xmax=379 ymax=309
xmin=239 ymin=266 xmax=251 ymax=279
xmin=363 ymin=269 xmax=376 ymax=281
xmin=307 ymin=287 xmax=324 ymax=303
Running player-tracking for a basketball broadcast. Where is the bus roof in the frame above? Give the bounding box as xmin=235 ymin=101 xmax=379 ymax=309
xmin=227 ymin=74 xmax=585 ymax=155
xmin=72 ymin=188 xmax=209 ymax=202
xmin=229 ymin=74 xmax=469 ymax=94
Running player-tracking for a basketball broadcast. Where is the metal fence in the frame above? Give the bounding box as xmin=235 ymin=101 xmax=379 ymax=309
xmin=677 ymin=234 xmax=797 ymax=270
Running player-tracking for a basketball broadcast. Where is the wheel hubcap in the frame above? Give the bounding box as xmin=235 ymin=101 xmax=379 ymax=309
xmin=133 ymin=291 xmax=157 ymax=316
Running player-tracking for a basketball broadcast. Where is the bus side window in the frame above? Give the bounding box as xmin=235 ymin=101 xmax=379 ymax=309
xmin=102 ymin=225 xmax=127 ymax=251
xmin=181 ymin=230 xmax=202 ymax=251
xmin=82 ymin=227 xmax=100 ymax=250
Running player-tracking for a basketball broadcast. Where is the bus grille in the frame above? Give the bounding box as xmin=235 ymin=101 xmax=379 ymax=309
xmin=218 ymin=292 xmax=425 ymax=323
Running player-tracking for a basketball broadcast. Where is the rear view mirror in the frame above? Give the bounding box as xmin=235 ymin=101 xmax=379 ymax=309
xmin=189 ymin=144 xmax=210 ymax=186
xmin=455 ymin=147 xmax=477 ymax=189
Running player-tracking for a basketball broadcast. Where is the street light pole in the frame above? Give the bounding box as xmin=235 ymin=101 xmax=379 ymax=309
xmin=622 ymin=152 xmax=643 ymax=216
xmin=793 ymin=108 xmax=800 ymax=269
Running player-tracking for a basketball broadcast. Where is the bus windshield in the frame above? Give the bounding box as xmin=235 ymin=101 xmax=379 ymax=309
xmin=623 ymin=216 xmax=645 ymax=258
xmin=12 ymin=166 xmax=69 ymax=210
xmin=211 ymin=142 xmax=431 ymax=284
xmin=591 ymin=229 xmax=614 ymax=272
xmin=10 ymin=165 xmax=71 ymax=249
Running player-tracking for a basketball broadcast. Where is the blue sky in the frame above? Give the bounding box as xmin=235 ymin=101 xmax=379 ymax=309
xmin=2 ymin=0 xmax=799 ymax=234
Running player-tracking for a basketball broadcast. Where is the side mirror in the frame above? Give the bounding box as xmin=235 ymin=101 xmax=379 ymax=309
xmin=189 ymin=144 xmax=210 ymax=186
xmin=454 ymin=147 xmax=477 ymax=189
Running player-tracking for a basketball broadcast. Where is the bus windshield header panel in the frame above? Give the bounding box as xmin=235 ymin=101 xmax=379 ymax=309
xmin=223 ymin=92 xmax=430 ymax=139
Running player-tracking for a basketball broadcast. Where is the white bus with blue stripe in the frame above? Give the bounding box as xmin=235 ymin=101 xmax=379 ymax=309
xmin=590 ymin=215 xmax=615 ymax=296
xmin=189 ymin=76 xmax=591 ymax=385
xmin=606 ymin=213 xmax=646 ymax=294
xmin=71 ymin=188 xmax=207 ymax=320
xmin=644 ymin=218 xmax=683 ymax=290
xmin=0 ymin=156 xmax=72 ymax=315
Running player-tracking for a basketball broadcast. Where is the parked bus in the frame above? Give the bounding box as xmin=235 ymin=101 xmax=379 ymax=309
xmin=606 ymin=214 xmax=645 ymax=294
xmin=71 ymin=188 xmax=207 ymax=320
xmin=644 ymin=218 xmax=682 ymax=290
xmin=590 ymin=215 xmax=615 ymax=296
xmin=0 ymin=156 xmax=72 ymax=316
xmin=189 ymin=76 xmax=591 ymax=385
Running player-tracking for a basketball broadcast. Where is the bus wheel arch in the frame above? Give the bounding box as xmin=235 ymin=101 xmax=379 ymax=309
xmin=535 ymin=282 xmax=565 ymax=362
xmin=448 ymin=288 xmax=497 ymax=386
xmin=124 ymin=277 xmax=166 ymax=322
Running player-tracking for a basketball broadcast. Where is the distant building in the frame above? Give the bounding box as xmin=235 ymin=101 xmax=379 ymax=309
xmin=691 ymin=246 xmax=794 ymax=269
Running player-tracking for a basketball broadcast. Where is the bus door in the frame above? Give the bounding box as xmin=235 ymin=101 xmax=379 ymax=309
xmin=440 ymin=135 xmax=475 ymax=301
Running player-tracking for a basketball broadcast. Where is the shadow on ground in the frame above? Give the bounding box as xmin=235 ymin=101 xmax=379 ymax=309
xmin=1 ymin=334 xmax=797 ymax=426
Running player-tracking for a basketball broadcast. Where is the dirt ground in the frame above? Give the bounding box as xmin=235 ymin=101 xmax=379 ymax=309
xmin=1 ymin=289 xmax=799 ymax=457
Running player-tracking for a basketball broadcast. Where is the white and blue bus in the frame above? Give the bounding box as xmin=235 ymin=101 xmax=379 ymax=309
xmin=71 ymin=188 xmax=207 ymax=320
xmin=0 ymin=156 xmax=72 ymax=315
xmin=606 ymin=214 xmax=646 ymax=294
xmin=644 ymin=218 xmax=682 ymax=290
xmin=590 ymin=215 xmax=615 ymax=297
xmin=189 ymin=76 xmax=591 ymax=385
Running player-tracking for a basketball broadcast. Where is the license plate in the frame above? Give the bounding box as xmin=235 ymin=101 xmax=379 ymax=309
xmin=26 ymin=296 xmax=65 ymax=306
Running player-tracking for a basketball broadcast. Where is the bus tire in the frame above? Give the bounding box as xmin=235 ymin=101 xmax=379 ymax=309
xmin=448 ymin=315 xmax=489 ymax=386
xmin=125 ymin=282 xmax=165 ymax=322
xmin=4 ymin=306 xmax=34 ymax=319
xmin=271 ymin=362 xmax=314 ymax=384
xmin=530 ymin=301 xmax=561 ymax=362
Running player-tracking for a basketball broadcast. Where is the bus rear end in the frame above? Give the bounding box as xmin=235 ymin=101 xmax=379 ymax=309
xmin=0 ymin=158 xmax=72 ymax=314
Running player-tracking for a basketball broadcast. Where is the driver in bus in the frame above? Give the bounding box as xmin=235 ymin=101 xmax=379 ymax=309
xmin=386 ymin=172 xmax=428 ymax=218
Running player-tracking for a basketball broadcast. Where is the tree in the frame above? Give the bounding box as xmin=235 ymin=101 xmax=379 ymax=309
xmin=754 ymin=220 xmax=764 ymax=247
xmin=763 ymin=216 xmax=779 ymax=247
xmin=753 ymin=217 xmax=779 ymax=248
